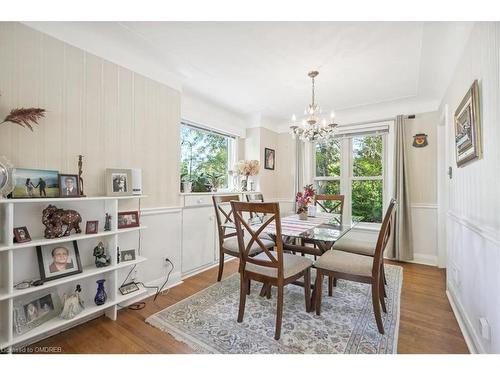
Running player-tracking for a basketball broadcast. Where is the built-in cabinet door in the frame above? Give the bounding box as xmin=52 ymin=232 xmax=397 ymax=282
xmin=181 ymin=206 xmax=216 ymax=274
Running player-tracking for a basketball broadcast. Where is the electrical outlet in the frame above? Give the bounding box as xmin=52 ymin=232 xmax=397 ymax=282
xmin=480 ymin=317 xmax=490 ymax=340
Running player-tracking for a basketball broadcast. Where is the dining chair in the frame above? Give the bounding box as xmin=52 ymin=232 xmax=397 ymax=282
xmin=302 ymin=194 xmax=345 ymax=294
xmin=245 ymin=193 xmax=264 ymax=203
xmin=313 ymin=199 xmax=396 ymax=334
xmin=231 ymin=201 xmax=313 ymax=340
xmin=212 ymin=195 xmax=275 ymax=282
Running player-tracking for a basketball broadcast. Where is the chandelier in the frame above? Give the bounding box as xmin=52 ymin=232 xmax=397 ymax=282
xmin=289 ymin=71 xmax=338 ymax=142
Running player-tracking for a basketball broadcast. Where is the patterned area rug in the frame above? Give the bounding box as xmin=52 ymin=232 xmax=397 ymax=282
xmin=146 ymin=265 xmax=403 ymax=354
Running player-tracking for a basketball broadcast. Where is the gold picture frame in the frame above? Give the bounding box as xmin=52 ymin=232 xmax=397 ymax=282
xmin=454 ymin=80 xmax=482 ymax=167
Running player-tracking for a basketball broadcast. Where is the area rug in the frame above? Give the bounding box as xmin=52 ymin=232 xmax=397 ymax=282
xmin=146 ymin=264 xmax=403 ymax=354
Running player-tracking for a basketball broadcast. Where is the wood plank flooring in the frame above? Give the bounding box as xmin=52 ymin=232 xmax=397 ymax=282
xmin=27 ymin=260 xmax=469 ymax=354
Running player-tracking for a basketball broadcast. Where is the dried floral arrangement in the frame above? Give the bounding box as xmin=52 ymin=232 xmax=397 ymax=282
xmin=235 ymin=160 xmax=260 ymax=176
xmin=0 ymin=93 xmax=46 ymax=131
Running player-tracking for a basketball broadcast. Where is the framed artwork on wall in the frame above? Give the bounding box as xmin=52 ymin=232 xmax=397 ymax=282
xmin=264 ymin=148 xmax=275 ymax=170
xmin=454 ymin=79 xmax=482 ymax=167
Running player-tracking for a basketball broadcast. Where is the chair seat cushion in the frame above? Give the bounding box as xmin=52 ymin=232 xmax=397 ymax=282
xmin=314 ymin=250 xmax=373 ymax=277
xmin=245 ymin=251 xmax=313 ymax=279
xmin=223 ymin=236 xmax=275 ymax=255
xmin=332 ymin=230 xmax=378 ymax=256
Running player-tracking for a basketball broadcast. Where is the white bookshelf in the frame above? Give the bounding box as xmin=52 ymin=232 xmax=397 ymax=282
xmin=0 ymin=195 xmax=148 ymax=352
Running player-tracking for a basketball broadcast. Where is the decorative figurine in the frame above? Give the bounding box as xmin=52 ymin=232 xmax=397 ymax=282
xmin=104 ymin=213 xmax=112 ymax=231
xmin=94 ymin=279 xmax=107 ymax=306
xmin=93 ymin=241 xmax=111 ymax=268
xmin=42 ymin=204 xmax=82 ymax=239
xmin=78 ymin=155 xmax=85 ymax=196
xmin=60 ymin=284 xmax=85 ymax=320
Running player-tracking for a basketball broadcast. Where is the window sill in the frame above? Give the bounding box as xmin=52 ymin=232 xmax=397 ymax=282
xmin=179 ymin=191 xmax=261 ymax=196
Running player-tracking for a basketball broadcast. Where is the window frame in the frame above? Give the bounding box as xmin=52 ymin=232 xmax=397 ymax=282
xmin=180 ymin=120 xmax=239 ymax=192
xmin=313 ymin=132 xmax=387 ymax=226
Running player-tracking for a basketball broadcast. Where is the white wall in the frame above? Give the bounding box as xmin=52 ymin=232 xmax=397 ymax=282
xmin=439 ymin=22 xmax=500 ymax=354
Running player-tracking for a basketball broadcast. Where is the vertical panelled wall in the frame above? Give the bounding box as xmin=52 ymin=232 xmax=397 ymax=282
xmin=0 ymin=22 xmax=181 ymax=208
xmin=440 ymin=22 xmax=500 ymax=354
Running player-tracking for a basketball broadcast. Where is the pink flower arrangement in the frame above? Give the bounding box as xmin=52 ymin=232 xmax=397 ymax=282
xmin=296 ymin=184 xmax=316 ymax=214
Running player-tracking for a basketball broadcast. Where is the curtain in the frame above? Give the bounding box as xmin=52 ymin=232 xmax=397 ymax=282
xmin=391 ymin=115 xmax=414 ymax=261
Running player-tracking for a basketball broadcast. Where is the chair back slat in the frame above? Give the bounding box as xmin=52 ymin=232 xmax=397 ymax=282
xmin=314 ymin=194 xmax=344 ymax=223
xmin=245 ymin=193 xmax=264 ymax=218
xmin=372 ymin=198 xmax=397 ymax=275
xmin=231 ymin=201 xmax=283 ymax=279
xmin=212 ymin=195 xmax=240 ymax=243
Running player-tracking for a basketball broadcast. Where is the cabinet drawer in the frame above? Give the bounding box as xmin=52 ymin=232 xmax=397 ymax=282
xmin=183 ymin=193 xmax=241 ymax=207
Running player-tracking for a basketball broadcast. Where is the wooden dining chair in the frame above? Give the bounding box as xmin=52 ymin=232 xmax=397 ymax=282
xmin=302 ymin=194 xmax=345 ymax=294
xmin=313 ymin=199 xmax=396 ymax=334
xmin=212 ymin=195 xmax=275 ymax=282
xmin=231 ymin=201 xmax=313 ymax=340
xmin=314 ymin=194 xmax=344 ymax=223
xmin=245 ymin=193 xmax=264 ymax=203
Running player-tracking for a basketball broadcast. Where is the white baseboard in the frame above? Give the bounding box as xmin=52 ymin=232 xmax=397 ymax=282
xmin=446 ymin=285 xmax=484 ymax=354
xmin=406 ymin=253 xmax=438 ymax=266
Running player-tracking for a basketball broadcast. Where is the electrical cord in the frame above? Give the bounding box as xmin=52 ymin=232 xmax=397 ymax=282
xmin=153 ymin=259 xmax=174 ymax=302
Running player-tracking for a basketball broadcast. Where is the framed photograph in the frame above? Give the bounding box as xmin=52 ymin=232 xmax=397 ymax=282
xmin=454 ymin=80 xmax=482 ymax=167
xmin=264 ymin=148 xmax=275 ymax=170
xmin=106 ymin=168 xmax=132 ymax=196
xmin=11 ymin=168 xmax=60 ymax=198
xmin=117 ymin=211 xmax=140 ymax=229
xmin=58 ymin=174 xmax=80 ymax=197
xmin=36 ymin=240 xmax=82 ymax=282
xmin=120 ymin=249 xmax=136 ymax=262
xmin=119 ymin=282 xmax=140 ymax=295
xmin=13 ymin=291 xmax=62 ymax=335
xmin=85 ymin=220 xmax=99 ymax=234
xmin=13 ymin=226 xmax=31 ymax=243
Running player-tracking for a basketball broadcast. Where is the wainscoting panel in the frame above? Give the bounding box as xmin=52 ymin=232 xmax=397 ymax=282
xmin=411 ymin=203 xmax=438 ymax=266
xmin=446 ymin=211 xmax=500 ymax=354
xmin=116 ymin=208 xmax=183 ymax=291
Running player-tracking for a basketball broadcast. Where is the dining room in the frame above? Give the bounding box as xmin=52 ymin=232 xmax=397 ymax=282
xmin=0 ymin=4 xmax=499 ymax=363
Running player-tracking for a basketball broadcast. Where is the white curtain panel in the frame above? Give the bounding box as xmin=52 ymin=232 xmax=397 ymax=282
xmin=391 ymin=115 xmax=414 ymax=261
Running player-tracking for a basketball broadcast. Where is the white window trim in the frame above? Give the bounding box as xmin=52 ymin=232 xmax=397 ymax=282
xmin=180 ymin=120 xmax=239 ymax=192
xmin=312 ymin=120 xmax=393 ymax=225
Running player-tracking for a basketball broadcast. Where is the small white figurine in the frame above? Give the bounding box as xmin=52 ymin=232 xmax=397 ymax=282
xmin=60 ymin=284 xmax=85 ymax=320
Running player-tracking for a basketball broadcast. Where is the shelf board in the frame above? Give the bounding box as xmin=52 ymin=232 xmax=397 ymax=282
xmin=0 ymin=195 xmax=147 ymax=204
xmin=7 ymin=285 xmax=147 ymax=348
xmin=0 ymin=225 xmax=147 ymax=252
xmin=0 ymin=256 xmax=147 ymax=301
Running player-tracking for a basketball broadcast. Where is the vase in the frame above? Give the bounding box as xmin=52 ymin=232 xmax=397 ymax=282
xmin=94 ymin=279 xmax=107 ymax=306
xmin=298 ymin=211 xmax=308 ymax=220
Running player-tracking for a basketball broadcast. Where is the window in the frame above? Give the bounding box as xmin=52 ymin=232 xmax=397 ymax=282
xmin=314 ymin=133 xmax=385 ymax=223
xmin=180 ymin=122 xmax=236 ymax=192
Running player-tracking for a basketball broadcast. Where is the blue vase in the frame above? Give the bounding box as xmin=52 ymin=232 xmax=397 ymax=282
xmin=94 ymin=279 xmax=107 ymax=305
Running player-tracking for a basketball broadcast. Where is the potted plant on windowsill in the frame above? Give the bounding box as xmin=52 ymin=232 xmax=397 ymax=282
xmin=181 ymin=173 xmax=193 ymax=193
xmin=205 ymin=171 xmax=223 ymax=192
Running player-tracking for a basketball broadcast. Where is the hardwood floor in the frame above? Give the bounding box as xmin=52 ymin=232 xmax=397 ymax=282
xmin=27 ymin=260 xmax=468 ymax=354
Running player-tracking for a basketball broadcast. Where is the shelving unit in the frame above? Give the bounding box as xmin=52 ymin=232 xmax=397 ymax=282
xmin=0 ymin=195 xmax=147 ymax=352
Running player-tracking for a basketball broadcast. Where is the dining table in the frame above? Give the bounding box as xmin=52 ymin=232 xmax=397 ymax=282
xmin=225 ymin=211 xmax=360 ymax=255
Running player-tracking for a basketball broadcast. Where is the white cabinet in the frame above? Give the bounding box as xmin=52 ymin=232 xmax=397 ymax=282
xmin=181 ymin=206 xmax=216 ymax=275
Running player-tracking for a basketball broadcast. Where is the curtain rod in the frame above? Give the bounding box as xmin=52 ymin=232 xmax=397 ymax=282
xmin=339 ymin=114 xmax=415 ymax=128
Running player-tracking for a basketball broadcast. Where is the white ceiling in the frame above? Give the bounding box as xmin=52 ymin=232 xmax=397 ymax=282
xmin=25 ymin=21 xmax=474 ymax=129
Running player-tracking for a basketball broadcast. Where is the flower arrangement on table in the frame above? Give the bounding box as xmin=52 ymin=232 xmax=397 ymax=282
xmin=296 ymin=184 xmax=316 ymax=218
xmin=235 ymin=160 xmax=260 ymax=191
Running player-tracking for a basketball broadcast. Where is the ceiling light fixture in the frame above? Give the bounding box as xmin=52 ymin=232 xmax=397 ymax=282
xmin=289 ymin=71 xmax=338 ymax=142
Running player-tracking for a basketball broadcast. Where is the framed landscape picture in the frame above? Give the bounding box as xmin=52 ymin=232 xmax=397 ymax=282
xmin=264 ymin=148 xmax=275 ymax=170
xmin=11 ymin=168 xmax=60 ymax=198
xmin=454 ymin=80 xmax=482 ymax=167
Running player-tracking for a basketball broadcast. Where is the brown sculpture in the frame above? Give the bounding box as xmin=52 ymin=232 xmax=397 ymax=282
xmin=42 ymin=204 xmax=82 ymax=239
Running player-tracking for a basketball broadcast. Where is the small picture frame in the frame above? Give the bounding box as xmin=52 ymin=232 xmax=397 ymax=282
xmin=13 ymin=290 xmax=62 ymax=335
xmin=119 ymin=282 xmax=140 ymax=295
xmin=264 ymin=148 xmax=275 ymax=170
xmin=117 ymin=211 xmax=140 ymax=229
xmin=85 ymin=220 xmax=99 ymax=234
xmin=120 ymin=249 xmax=136 ymax=262
xmin=106 ymin=168 xmax=132 ymax=196
xmin=58 ymin=174 xmax=80 ymax=197
xmin=13 ymin=226 xmax=31 ymax=243
xmin=36 ymin=240 xmax=83 ymax=282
